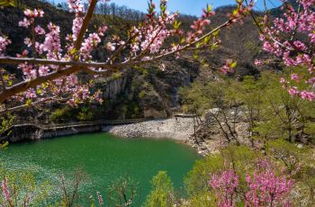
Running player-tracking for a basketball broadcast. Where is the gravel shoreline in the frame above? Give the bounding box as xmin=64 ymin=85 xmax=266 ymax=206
xmin=102 ymin=117 xmax=195 ymax=141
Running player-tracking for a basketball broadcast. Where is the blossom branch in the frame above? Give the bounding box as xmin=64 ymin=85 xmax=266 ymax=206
xmin=0 ymin=96 xmax=68 ymax=114
xmin=0 ymin=0 xmax=254 ymax=108
xmin=0 ymin=17 xmax=239 ymax=104
xmin=0 ymin=56 xmax=114 ymax=68
xmin=74 ymin=0 xmax=98 ymax=51
xmin=0 ymin=66 xmax=79 ymax=103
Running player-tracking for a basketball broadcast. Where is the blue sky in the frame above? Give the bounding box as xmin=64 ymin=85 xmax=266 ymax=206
xmin=53 ymin=0 xmax=282 ymax=16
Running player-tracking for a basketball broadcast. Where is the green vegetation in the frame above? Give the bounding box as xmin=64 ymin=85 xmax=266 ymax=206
xmin=0 ymin=0 xmax=16 ymax=7
xmin=144 ymin=171 xmax=175 ymax=207
xmin=173 ymin=69 xmax=315 ymax=206
xmin=183 ymin=143 xmax=315 ymax=206
xmin=0 ymin=162 xmax=51 ymax=206
xmin=179 ymin=70 xmax=315 ymax=145
xmin=0 ymin=113 xmax=14 ymax=149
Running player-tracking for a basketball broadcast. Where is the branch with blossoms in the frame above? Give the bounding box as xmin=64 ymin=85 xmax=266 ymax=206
xmin=256 ymin=0 xmax=315 ymax=101
xmin=0 ymin=0 xmax=254 ymax=112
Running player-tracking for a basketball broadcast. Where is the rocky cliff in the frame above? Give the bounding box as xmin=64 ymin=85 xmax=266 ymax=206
xmin=93 ymin=55 xmax=200 ymax=119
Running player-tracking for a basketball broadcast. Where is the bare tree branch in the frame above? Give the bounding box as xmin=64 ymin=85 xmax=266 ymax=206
xmin=0 ymin=57 xmax=114 ymax=68
xmin=74 ymin=0 xmax=98 ymax=51
xmin=0 ymin=96 xmax=68 ymax=114
xmin=0 ymin=66 xmax=79 ymax=103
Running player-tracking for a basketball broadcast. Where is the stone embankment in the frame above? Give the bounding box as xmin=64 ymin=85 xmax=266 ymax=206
xmin=103 ymin=117 xmax=195 ymax=141
xmin=2 ymin=117 xmax=212 ymax=155
xmin=1 ymin=118 xmax=196 ymax=143
xmin=103 ymin=117 xmax=215 ymax=156
xmin=0 ymin=119 xmax=147 ymax=143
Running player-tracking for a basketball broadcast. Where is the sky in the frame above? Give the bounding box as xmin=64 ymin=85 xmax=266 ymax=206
xmin=53 ymin=0 xmax=283 ymax=16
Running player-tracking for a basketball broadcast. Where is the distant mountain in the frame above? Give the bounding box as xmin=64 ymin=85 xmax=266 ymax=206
xmin=270 ymin=0 xmax=299 ymax=16
xmin=0 ymin=0 xmax=137 ymax=56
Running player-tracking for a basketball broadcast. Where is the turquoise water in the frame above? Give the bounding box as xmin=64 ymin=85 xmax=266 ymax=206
xmin=0 ymin=133 xmax=200 ymax=205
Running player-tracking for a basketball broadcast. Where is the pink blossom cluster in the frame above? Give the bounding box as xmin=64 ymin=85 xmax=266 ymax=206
xmin=80 ymin=26 xmax=108 ymax=60
xmin=209 ymin=170 xmax=239 ymax=207
xmin=43 ymin=23 xmax=61 ymax=60
xmin=1 ymin=178 xmax=11 ymax=204
xmin=282 ymin=77 xmax=315 ymax=101
xmin=10 ymin=2 xmax=107 ymax=105
xmin=127 ymin=0 xmax=226 ymax=61
xmin=24 ymin=9 xmax=44 ymax=18
xmin=68 ymin=0 xmax=84 ymax=41
xmin=68 ymin=85 xmax=103 ymax=106
xmin=186 ymin=8 xmax=215 ymax=42
xmin=140 ymin=23 xmax=173 ymax=54
xmin=68 ymin=0 xmax=84 ymax=13
xmin=97 ymin=191 xmax=104 ymax=206
xmin=81 ymin=33 xmax=101 ymax=60
xmin=209 ymin=164 xmax=294 ymax=207
xmin=260 ymin=0 xmax=315 ymax=101
xmin=0 ymin=36 xmax=11 ymax=56
xmin=18 ymin=63 xmax=37 ymax=80
xmin=17 ymin=10 xmax=62 ymax=79
xmin=254 ymin=59 xmax=263 ymax=66
xmin=245 ymin=170 xmax=293 ymax=207
xmin=129 ymin=1 xmax=178 ymax=56
xmin=1 ymin=177 xmax=34 ymax=206
xmin=220 ymin=59 xmax=236 ymax=74
xmin=18 ymin=9 xmax=44 ymax=28
xmin=18 ymin=9 xmax=47 ymax=57
xmin=35 ymin=25 xmax=45 ymax=35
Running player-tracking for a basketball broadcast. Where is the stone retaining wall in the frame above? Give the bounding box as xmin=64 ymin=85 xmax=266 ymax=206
xmin=1 ymin=119 xmax=148 ymax=143
xmin=2 ymin=125 xmax=103 ymax=143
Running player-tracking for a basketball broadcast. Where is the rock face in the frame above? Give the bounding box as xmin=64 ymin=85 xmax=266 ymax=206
xmin=98 ymin=75 xmax=129 ymax=100
xmin=95 ymin=57 xmax=200 ymax=119
xmin=143 ymin=108 xmax=167 ymax=119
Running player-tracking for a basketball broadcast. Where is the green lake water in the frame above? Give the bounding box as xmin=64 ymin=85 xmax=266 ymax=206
xmin=0 ymin=133 xmax=200 ymax=205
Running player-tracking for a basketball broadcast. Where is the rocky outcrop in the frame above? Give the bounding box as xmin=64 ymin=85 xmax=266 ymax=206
xmin=94 ymin=57 xmax=200 ymax=120
xmin=143 ymin=108 xmax=168 ymax=119
xmin=186 ymin=108 xmax=253 ymax=156
xmin=103 ymin=117 xmax=195 ymax=141
xmin=100 ymin=75 xmax=129 ymax=100
xmin=187 ymin=121 xmax=251 ymax=156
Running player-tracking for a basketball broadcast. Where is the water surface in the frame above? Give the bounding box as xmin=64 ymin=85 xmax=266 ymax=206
xmin=1 ymin=133 xmax=199 ymax=205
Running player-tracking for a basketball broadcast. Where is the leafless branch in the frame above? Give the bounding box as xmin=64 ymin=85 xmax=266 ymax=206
xmin=0 ymin=96 xmax=68 ymax=114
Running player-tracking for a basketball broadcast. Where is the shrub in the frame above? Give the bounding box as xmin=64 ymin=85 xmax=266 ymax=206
xmin=144 ymin=171 xmax=175 ymax=207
